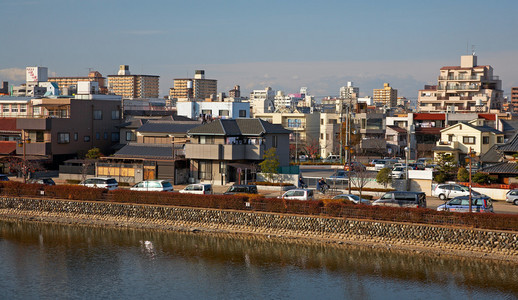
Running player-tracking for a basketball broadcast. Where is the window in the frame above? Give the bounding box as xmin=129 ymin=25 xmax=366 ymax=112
xmin=57 ymin=132 xmax=70 ymax=144
xmin=104 ymin=132 xmax=108 ymax=140
xmin=84 ymin=135 xmax=90 ymax=142
xmin=239 ymin=110 xmax=247 ymax=117
xmin=497 ymin=136 xmax=504 ymax=143
xmin=201 ymin=109 xmax=212 ymax=115
xmin=11 ymin=105 xmax=18 ymax=113
xmin=463 ymin=136 xmax=475 ymax=144
xmin=111 ymin=132 xmax=119 ymax=141
xmin=3 ymin=105 xmax=9 ymax=112
xmin=126 ymin=131 xmax=135 ymax=141
xmin=111 ymin=110 xmax=120 ymax=120
xmin=287 ymin=119 xmax=302 ymax=128
xmin=93 ymin=110 xmax=103 ymax=120
xmin=96 ymin=132 xmax=101 ymax=140
xmin=74 ymin=132 xmax=78 ymax=141
xmin=36 ymin=131 xmax=44 ymax=143
xmin=483 ymin=136 xmax=489 ymax=144
xmin=199 ymin=161 xmax=212 ymax=180
xmin=200 ymin=136 xmax=214 ymax=144
xmin=219 ymin=110 xmax=229 ymax=117
xmin=272 ymin=136 xmax=278 ymax=148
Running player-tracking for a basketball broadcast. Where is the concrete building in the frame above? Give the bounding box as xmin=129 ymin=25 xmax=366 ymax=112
xmin=319 ymin=112 xmax=341 ymax=158
xmin=108 ymin=65 xmax=159 ymax=99
xmin=0 ymin=82 xmax=8 ymax=95
xmin=510 ymin=87 xmax=518 ymax=113
xmin=249 ymin=87 xmax=275 ymax=115
xmin=418 ymin=54 xmax=504 ymax=113
xmin=185 ymin=118 xmax=291 ymax=184
xmin=49 ymin=71 xmax=107 ymax=95
xmin=176 ymin=99 xmax=250 ymax=120
xmin=373 ymin=83 xmax=397 ymax=107
xmin=339 ymin=82 xmax=359 ymax=99
xmin=169 ymin=70 xmax=217 ymax=100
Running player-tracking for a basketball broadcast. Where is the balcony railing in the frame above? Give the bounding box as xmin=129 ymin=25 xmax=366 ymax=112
xmin=185 ymin=143 xmax=265 ymax=161
xmin=438 ymin=85 xmax=479 ymax=91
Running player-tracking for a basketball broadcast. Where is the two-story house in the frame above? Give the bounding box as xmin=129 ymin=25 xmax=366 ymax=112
xmin=433 ymin=119 xmax=504 ymax=162
xmin=185 ymin=119 xmax=291 ymax=184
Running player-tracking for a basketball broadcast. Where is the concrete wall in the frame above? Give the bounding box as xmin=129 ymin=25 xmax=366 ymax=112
xmin=0 ymin=197 xmax=517 ymax=257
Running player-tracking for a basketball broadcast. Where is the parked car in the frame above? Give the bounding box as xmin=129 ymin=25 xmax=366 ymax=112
xmin=0 ymin=174 xmax=10 ymax=181
xmin=417 ymin=157 xmax=434 ymax=165
xmin=432 ymin=183 xmax=482 ymax=200
xmin=505 ymin=189 xmax=518 ymax=205
xmin=130 ymin=180 xmax=173 ymax=192
xmin=372 ymin=191 xmax=427 ymax=208
xmin=329 ymin=170 xmax=349 ymax=180
xmin=223 ymin=184 xmax=258 ymax=195
xmin=79 ymin=177 xmax=118 ymax=190
xmin=374 ymin=159 xmax=398 ymax=171
xmin=279 ymin=189 xmax=314 ymax=201
xmin=437 ymin=195 xmax=493 ymax=213
xmin=27 ymin=178 xmax=55 ymax=185
xmin=344 ymin=162 xmax=366 ymax=172
xmin=323 ymin=155 xmax=340 ymax=163
xmin=179 ymin=183 xmax=212 ymax=195
xmin=332 ymin=194 xmax=371 ymax=205
xmin=391 ymin=166 xmax=406 ymax=179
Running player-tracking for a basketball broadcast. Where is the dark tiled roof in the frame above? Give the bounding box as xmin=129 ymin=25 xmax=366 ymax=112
xmin=114 ymin=144 xmax=173 ymax=159
xmin=497 ymin=132 xmax=518 ymax=152
xmin=479 ymin=144 xmax=503 ymax=163
xmin=188 ymin=119 xmax=291 ymax=136
xmin=480 ymin=162 xmax=518 ymax=174
xmin=137 ymin=121 xmax=200 ymax=134
xmin=500 ymin=119 xmax=518 ymax=133
xmin=474 ymin=125 xmax=503 ymax=134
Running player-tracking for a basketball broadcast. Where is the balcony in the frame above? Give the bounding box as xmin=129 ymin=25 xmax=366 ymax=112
xmin=438 ymin=85 xmax=479 ymax=91
xmin=438 ymin=75 xmax=481 ymax=81
xmin=16 ymin=142 xmax=51 ymax=156
xmin=436 ymin=141 xmax=459 ymax=149
xmin=185 ymin=143 xmax=265 ymax=161
xmin=16 ymin=118 xmax=52 ymax=130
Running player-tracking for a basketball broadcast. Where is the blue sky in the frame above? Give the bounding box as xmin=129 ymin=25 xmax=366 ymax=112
xmin=2 ymin=0 xmax=518 ymax=99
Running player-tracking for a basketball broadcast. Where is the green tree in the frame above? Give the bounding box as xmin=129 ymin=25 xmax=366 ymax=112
xmin=434 ymin=153 xmax=457 ymax=183
xmin=85 ymin=147 xmax=103 ymax=159
xmin=259 ymin=148 xmax=280 ymax=182
xmin=472 ymin=172 xmax=491 ymax=184
xmin=376 ymin=167 xmax=392 ymax=188
xmin=457 ymin=167 xmax=469 ymax=182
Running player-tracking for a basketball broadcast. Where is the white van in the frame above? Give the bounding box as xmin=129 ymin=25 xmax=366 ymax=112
xmin=323 ymin=155 xmax=340 ymax=163
xmin=279 ymin=189 xmax=314 ymax=201
xmin=179 ymin=184 xmax=212 ymax=195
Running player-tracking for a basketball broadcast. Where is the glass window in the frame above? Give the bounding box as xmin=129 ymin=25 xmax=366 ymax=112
xmin=111 ymin=110 xmax=120 ymax=120
xmin=36 ymin=132 xmax=44 ymax=143
xmin=239 ymin=110 xmax=247 ymax=117
xmin=96 ymin=132 xmax=101 ymax=140
xmin=497 ymin=136 xmax=504 ymax=143
xmin=201 ymin=109 xmax=212 ymax=115
xmin=93 ymin=110 xmax=102 ymax=120
xmin=111 ymin=132 xmax=119 ymax=141
xmin=126 ymin=132 xmax=135 ymax=141
xmin=84 ymin=135 xmax=90 ymax=142
xmin=219 ymin=110 xmax=229 ymax=117
xmin=483 ymin=136 xmax=489 ymax=144
xmin=57 ymin=132 xmax=70 ymax=144
xmin=272 ymin=136 xmax=278 ymax=148
xmin=104 ymin=132 xmax=108 ymax=140
xmin=74 ymin=132 xmax=78 ymax=141
xmin=463 ymin=136 xmax=475 ymax=144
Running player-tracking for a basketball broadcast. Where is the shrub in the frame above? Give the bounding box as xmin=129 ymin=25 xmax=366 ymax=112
xmin=457 ymin=167 xmax=469 ymax=182
xmin=44 ymin=185 xmax=105 ymax=201
xmin=0 ymin=182 xmax=43 ymax=197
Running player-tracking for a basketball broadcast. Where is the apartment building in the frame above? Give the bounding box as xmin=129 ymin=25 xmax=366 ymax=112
xmin=373 ymin=83 xmax=397 ymax=107
xmin=249 ymin=87 xmax=275 ymax=115
xmin=510 ymin=87 xmax=518 ymax=113
xmin=108 ymin=65 xmax=159 ymax=99
xmin=418 ymin=54 xmax=504 ymax=113
xmin=169 ymin=70 xmax=217 ymax=100
xmin=339 ymin=82 xmax=359 ymax=99
xmin=49 ymin=71 xmax=107 ymax=95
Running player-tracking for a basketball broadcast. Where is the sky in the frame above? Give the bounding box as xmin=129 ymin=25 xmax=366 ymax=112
xmin=2 ymin=0 xmax=518 ymax=99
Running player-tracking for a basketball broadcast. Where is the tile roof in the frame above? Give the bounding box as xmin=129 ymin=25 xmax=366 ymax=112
xmin=114 ymin=143 xmax=174 ymax=159
xmin=137 ymin=121 xmax=201 ymax=134
xmin=386 ymin=125 xmax=407 ymax=133
xmin=188 ymin=119 xmax=291 ymax=136
xmin=414 ymin=113 xmax=445 ymax=120
xmin=497 ymin=132 xmax=518 ymax=152
xmin=479 ymin=144 xmax=503 ymax=163
xmin=0 ymin=118 xmax=19 ymax=133
xmin=474 ymin=125 xmax=503 ymax=134
xmin=0 ymin=141 xmax=16 ymax=155
xmin=480 ymin=162 xmax=518 ymax=174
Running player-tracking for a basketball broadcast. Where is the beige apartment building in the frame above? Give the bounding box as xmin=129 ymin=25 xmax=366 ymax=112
xmin=49 ymin=71 xmax=107 ymax=94
xmin=373 ymin=83 xmax=397 ymax=107
xmin=418 ymin=54 xmax=504 ymax=113
xmin=169 ymin=70 xmax=217 ymax=100
xmin=108 ymin=65 xmax=159 ymax=99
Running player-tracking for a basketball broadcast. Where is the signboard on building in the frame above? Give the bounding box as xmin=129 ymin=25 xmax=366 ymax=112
xmin=26 ymin=67 xmax=48 ymax=83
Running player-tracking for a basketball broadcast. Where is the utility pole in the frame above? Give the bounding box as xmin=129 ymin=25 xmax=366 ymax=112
xmin=468 ymin=147 xmax=474 ymax=213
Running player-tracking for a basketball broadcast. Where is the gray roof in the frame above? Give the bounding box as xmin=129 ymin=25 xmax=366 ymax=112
xmin=137 ymin=121 xmax=201 ymax=134
xmin=114 ymin=143 xmax=174 ymax=159
xmin=479 ymin=162 xmax=518 ymax=174
xmin=479 ymin=144 xmax=503 ymax=163
xmin=474 ymin=125 xmax=503 ymax=134
xmin=188 ymin=119 xmax=291 ymax=136
xmin=497 ymin=132 xmax=518 ymax=152
xmin=500 ymin=119 xmax=518 ymax=133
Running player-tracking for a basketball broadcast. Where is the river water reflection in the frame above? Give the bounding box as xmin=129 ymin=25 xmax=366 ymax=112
xmin=0 ymin=218 xmax=517 ymax=299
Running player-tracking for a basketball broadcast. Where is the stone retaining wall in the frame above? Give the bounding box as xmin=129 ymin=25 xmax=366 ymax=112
xmin=1 ymin=197 xmax=517 ymax=257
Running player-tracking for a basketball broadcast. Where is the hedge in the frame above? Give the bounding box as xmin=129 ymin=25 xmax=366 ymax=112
xmin=0 ymin=182 xmax=517 ymax=231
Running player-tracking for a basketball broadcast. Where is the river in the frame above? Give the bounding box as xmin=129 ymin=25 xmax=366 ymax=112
xmin=0 ymin=218 xmax=517 ymax=299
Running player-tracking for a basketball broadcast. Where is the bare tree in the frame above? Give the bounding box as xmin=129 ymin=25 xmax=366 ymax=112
xmin=348 ymin=163 xmax=370 ymax=203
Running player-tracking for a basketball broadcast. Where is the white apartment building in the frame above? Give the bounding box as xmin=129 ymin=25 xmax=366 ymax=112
xmin=249 ymin=87 xmax=275 ymax=115
xmin=339 ymin=82 xmax=359 ymax=99
xmin=176 ymin=100 xmax=250 ymax=120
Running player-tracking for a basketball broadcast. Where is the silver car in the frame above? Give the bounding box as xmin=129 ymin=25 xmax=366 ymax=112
xmin=432 ymin=183 xmax=481 ymax=200
xmin=332 ymin=194 xmax=371 ymax=205
xmin=506 ymin=189 xmax=518 ymax=205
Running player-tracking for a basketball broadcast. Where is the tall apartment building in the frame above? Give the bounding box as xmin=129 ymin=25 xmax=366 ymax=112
xmin=49 ymin=71 xmax=107 ymax=95
xmin=108 ymin=65 xmax=159 ymax=99
xmin=249 ymin=87 xmax=275 ymax=115
xmin=339 ymin=82 xmax=359 ymax=99
xmin=169 ymin=70 xmax=217 ymax=100
xmin=418 ymin=54 xmax=504 ymax=113
xmin=373 ymin=83 xmax=397 ymax=107
xmin=511 ymin=87 xmax=518 ymax=112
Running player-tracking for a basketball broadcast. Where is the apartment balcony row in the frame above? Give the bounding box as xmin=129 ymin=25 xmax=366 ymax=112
xmin=185 ymin=143 xmax=265 ymax=161
xmin=438 ymin=75 xmax=499 ymax=81
xmin=16 ymin=142 xmax=52 ymax=156
xmin=438 ymin=85 xmax=480 ymax=91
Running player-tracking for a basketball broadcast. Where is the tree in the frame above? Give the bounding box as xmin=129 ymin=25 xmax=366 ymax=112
xmin=457 ymin=167 xmax=469 ymax=182
xmin=472 ymin=172 xmax=492 ymax=185
xmin=259 ymin=148 xmax=280 ymax=182
xmin=434 ymin=153 xmax=457 ymax=183
xmin=304 ymin=137 xmax=320 ymax=161
xmin=376 ymin=167 xmax=392 ymax=188
xmin=349 ymin=163 xmax=370 ymax=202
xmin=86 ymin=147 xmax=103 ymax=159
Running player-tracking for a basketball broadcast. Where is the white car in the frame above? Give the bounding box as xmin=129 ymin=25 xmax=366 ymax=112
xmin=179 ymin=184 xmax=212 ymax=195
xmin=79 ymin=177 xmax=118 ymax=190
xmin=432 ymin=183 xmax=482 ymax=200
xmin=391 ymin=166 xmax=406 ymax=179
xmin=279 ymin=189 xmax=314 ymax=201
xmin=130 ymin=180 xmax=173 ymax=192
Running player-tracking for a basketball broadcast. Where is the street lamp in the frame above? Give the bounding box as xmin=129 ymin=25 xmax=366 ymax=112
xmin=404 ymin=146 xmax=409 ymax=191
xmin=466 ymin=148 xmax=476 ymax=213
xmin=18 ymin=130 xmax=31 ymax=183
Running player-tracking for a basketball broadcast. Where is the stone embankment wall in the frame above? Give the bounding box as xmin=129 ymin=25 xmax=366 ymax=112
xmin=1 ymin=197 xmax=517 ymax=257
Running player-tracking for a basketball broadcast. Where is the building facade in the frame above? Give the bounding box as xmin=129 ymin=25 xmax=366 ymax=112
xmin=373 ymin=83 xmax=397 ymax=107
xmin=49 ymin=71 xmax=107 ymax=95
xmin=169 ymin=70 xmax=217 ymax=100
xmin=108 ymin=65 xmax=159 ymax=99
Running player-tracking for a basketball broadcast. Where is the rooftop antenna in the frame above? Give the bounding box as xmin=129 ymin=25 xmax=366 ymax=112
xmin=471 ymin=45 xmax=476 ymax=55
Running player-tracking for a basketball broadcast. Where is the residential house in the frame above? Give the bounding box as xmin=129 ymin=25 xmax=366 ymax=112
xmin=185 ymin=118 xmax=291 ymax=184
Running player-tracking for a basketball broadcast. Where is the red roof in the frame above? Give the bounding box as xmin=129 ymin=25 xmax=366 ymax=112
xmin=413 ymin=113 xmax=445 ymax=120
xmin=478 ymin=113 xmax=496 ymax=121
xmin=0 ymin=141 xmax=17 ymax=155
